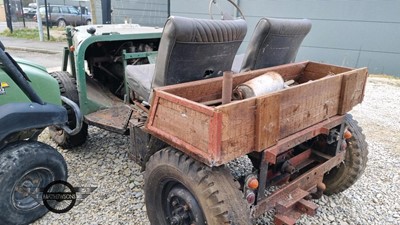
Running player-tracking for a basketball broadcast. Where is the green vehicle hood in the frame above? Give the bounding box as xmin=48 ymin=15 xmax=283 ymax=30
xmin=0 ymin=58 xmax=61 ymax=106
xmin=15 ymin=58 xmax=48 ymax=72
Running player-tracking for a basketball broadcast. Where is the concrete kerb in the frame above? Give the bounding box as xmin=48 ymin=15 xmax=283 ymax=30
xmin=6 ymin=46 xmax=62 ymax=55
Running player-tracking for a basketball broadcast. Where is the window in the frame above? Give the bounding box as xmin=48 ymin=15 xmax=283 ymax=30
xmin=51 ymin=6 xmax=60 ymax=13
xmin=68 ymin=7 xmax=79 ymax=14
xmin=60 ymin=6 xmax=69 ymax=14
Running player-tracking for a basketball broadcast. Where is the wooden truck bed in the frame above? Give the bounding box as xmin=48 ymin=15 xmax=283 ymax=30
xmin=146 ymin=61 xmax=368 ymax=166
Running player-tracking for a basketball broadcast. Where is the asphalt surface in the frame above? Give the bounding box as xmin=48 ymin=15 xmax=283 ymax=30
xmin=0 ymin=36 xmax=65 ymax=71
xmin=1 ymin=36 xmax=65 ymax=54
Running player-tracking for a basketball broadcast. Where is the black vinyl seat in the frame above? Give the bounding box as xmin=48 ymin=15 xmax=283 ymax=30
xmin=237 ymin=17 xmax=311 ymax=72
xmin=126 ymin=16 xmax=247 ymax=102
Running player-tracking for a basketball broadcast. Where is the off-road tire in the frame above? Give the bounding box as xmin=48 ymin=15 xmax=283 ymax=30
xmin=144 ymin=147 xmax=252 ymax=225
xmin=49 ymin=71 xmax=88 ymax=148
xmin=0 ymin=141 xmax=68 ymax=225
xmin=323 ymin=114 xmax=368 ymax=195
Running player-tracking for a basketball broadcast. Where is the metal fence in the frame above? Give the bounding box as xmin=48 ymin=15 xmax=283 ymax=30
xmin=3 ymin=0 xmax=90 ymax=33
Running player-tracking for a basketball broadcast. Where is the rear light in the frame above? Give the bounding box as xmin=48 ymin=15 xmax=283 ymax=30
xmin=245 ymin=190 xmax=256 ymax=204
xmin=245 ymin=175 xmax=259 ymax=190
xmin=69 ymin=45 xmax=75 ymax=52
xmin=344 ymin=129 xmax=352 ymax=139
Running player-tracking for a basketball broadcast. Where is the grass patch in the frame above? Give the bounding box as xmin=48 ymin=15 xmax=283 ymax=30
xmin=0 ymin=27 xmax=66 ymax=42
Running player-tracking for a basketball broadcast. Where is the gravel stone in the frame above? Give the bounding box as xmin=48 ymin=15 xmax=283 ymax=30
xmin=32 ymin=76 xmax=400 ymax=225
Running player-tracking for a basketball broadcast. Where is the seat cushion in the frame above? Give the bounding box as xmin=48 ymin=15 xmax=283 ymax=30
xmin=241 ymin=18 xmax=312 ymax=72
xmin=152 ymin=16 xmax=247 ymax=90
xmin=126 ymin=64 xmax=155 ymax=101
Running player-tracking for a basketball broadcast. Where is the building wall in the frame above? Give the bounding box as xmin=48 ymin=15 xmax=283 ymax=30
xmin=170 ymin=0 xmax=400 ymax=76
xmin=94 ymin=0 xmax=167 ymax=26
xmin=0 ymin=2 xmax=5 ymax=22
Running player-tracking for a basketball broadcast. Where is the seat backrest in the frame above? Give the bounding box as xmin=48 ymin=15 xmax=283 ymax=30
xmin=240 ymin=18 xmax=311 ymax=72
xmin=152 ymin=16 xmax=247 ymax=90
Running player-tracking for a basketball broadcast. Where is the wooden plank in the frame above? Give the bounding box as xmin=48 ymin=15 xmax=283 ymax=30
xmin=152 ymin=97 xmax=211 ymax=152
xmin=231 ymin=61 xmax=308 ymax=88
xmin=297 ymin=61 xmax=351 ymax=83
xmin=209 ymin=111 xmax=222 ymax=164
xmin=158 ymin=61 xmax=308 ymax=102
xmin=279 ymin=75 xmax=342 ymax=138
xmin=301 ymin=61 xmax=351 ymax=82
xmin=217 ymin=98 xmax=256 ymax=163
xmin=161 ymin=76 xmax=224 ymax=103
xmin=338 ymin=68 xmax=368 ymax=114
xmin=255 ymin=93 xmax=280 ymax=151
xmin=156 ymin=91 xmax=215 ymax=116
xmin=145 ymin=125 xmax=215 ymax=165
xmin=147 ymin=94 xmax=160 ymax=127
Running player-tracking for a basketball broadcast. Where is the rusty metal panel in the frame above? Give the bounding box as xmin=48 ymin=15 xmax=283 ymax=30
xmin=265 ymin=115 xmax=343 ymax=164
xmin=253 ymin=150 xmax=346 ymax=218
xmin=85 ymin=105 xmax=133 ymax=134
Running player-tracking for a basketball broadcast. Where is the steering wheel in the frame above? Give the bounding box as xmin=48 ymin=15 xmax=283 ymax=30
xmin=208 ymin=0 xmax=245 ymax=20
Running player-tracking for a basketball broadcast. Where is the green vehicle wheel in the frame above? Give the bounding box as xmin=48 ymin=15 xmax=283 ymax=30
xmin=49 ymin=71 xmax=88 ymax=148
xmin=0 ymin=141 xmax=67 ymax=224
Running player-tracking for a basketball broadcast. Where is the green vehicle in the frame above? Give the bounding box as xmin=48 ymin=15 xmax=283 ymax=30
xmin=0 ymin=41 xmax=82 ymax=224
xmin=52 ymin=2 xmax=368 ymax=224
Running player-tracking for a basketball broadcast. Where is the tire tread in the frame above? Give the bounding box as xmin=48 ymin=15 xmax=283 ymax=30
xmin=145 ymin=147 xmax=252 ymax=225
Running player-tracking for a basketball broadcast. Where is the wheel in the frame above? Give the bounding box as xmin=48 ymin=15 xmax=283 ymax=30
xmin=57 ymin=19 xmax=66 ymax=28
xmin=86 ymin=19 xmax=92 ymax=25
xmin=0 ymin=141 xmax=68 ymax=225
xmin=323 ymin=114 xmax=368 ymax=195
xmin=144 ymin=147 xmax=252 ymax=225
xmin=49 ymin=71 xmax=88 ymax=148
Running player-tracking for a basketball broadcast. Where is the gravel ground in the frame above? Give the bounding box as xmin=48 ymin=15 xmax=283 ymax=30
xmin=33 ymin=76 xmax=400 ymax=225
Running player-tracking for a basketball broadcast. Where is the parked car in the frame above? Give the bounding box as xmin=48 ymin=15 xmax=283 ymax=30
xmin=24 ymin=8 xmax=36 ymax=19
xmin=22 ymin=7 xmax=30 ymax=14
xmin=35 ymin=5 xmax=91 ymax=27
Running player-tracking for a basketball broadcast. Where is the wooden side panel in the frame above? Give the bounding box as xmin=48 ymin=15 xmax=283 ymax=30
xmin=279 ymin=75 xmax=343 ymax=138
xmin=298 ymin=61 xmax=351 ymax=83
xmin=146 ymin=62 xmax=368 ymax=166
xmin=146 ymin=91 xmax=217 ymax=165
xmin=159 ymin=61 xmax=308 ymax=101
xmin=231 ymin=62 xmax=308 ymax=88
xmin=255 ymin=94 xmax=280 ymax=151
xmin=338 ymin=68 xmax=368 ymax=114
xmin=164 ymin=77 xmax=224 ymax=103
xmin=218 ymin=98 xmax=256 ymax=162
xmin=152 ymin=97 xmax=211 ymax=151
